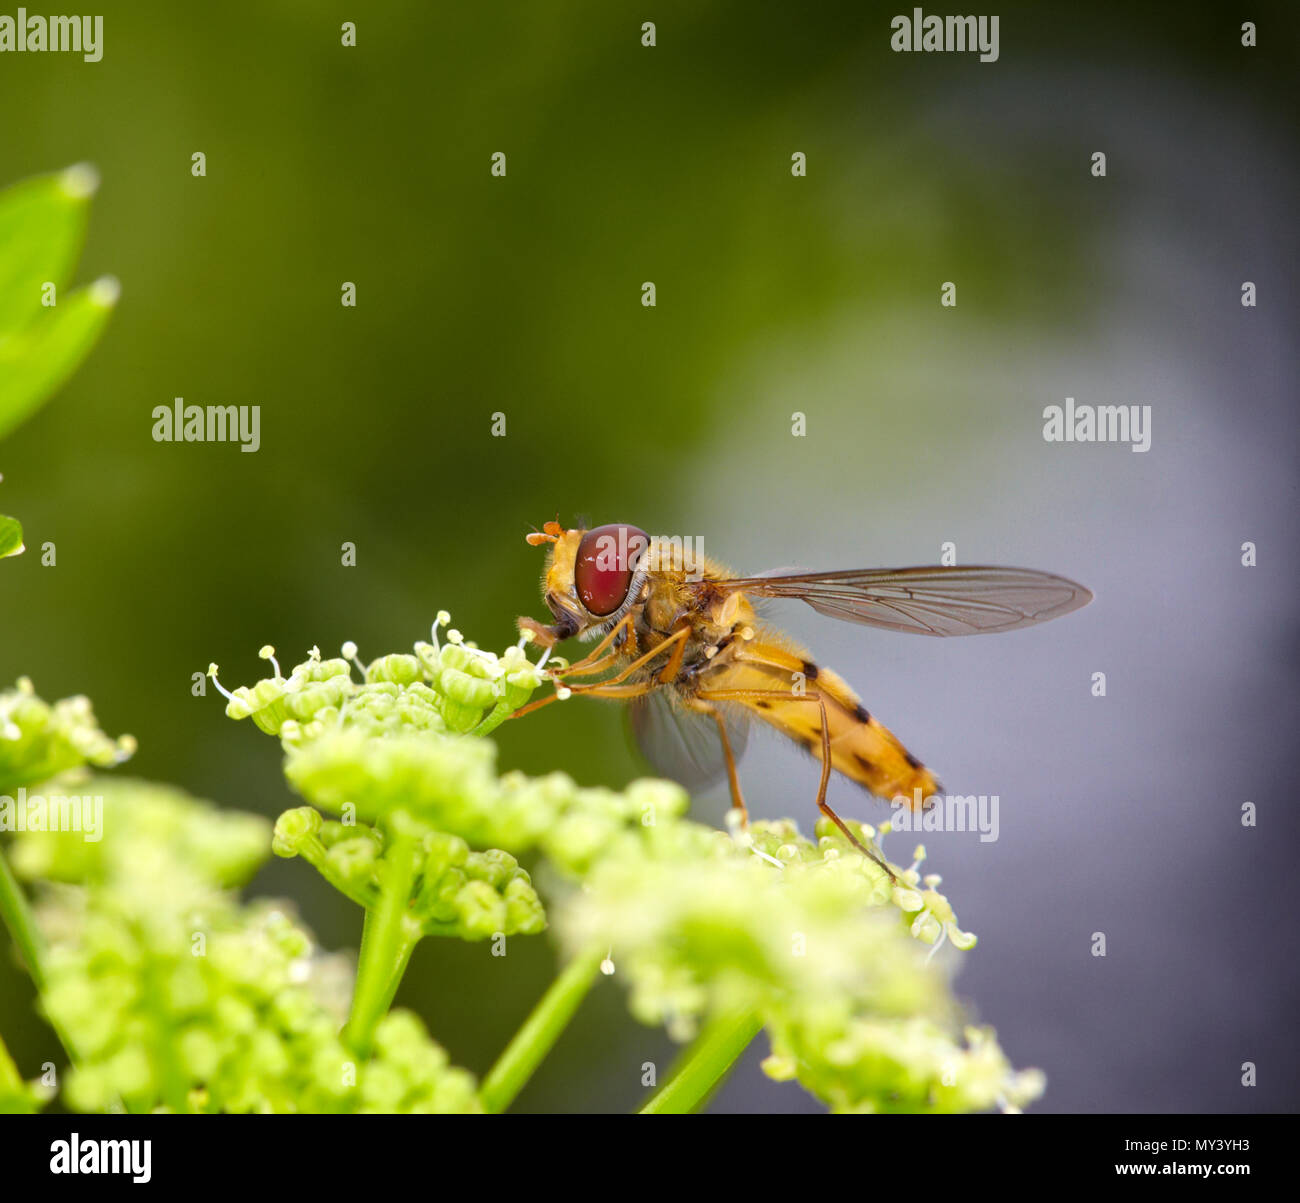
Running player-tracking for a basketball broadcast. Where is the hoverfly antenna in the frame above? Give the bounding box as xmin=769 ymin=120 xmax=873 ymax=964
xmin=525 ymin=519 xmax=565 ymax=547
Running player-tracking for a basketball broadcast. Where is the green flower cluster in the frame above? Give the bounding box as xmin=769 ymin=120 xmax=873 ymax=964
xmin=10 ymin=777 xmax=266 ymax=895
xmin=213 ymin=623 xmax=690 ymax=878
xmin=209 ymin=616 xmax=543 ymax=744
xmin=212 ymin=622 xmax=697 ymax=1074
xmin=0 ymin=676 xmax=134 ymax=792
xmin=763 ymin=1015 xmax=1045 ymax=1115
xmin=559 ymin=816 xmax=1041 ymax=1113
xmin=9 ymin=778 xmax=481 ymax=1113
xmin=273 ymin=806 xmax=546 ymax=941
xmin=287 ymin=742 xmax=688 ymax=880
xmin=209 ymin=620 xmax=1045 ymax=1113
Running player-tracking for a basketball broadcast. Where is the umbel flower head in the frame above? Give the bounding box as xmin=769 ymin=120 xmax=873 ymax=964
xmin=4 ymin=624 xmax=1043 ymax=1113
xmin=207 ymin=615 xmax=545 ymax=742
xmin=272 ymin=806 xmax=546 ymax=942
xmin=202 ymin=615 xmax=1045 ymax=1114
xmin=10 ymin=777 xmax=481 ymax=1113
xmin=556 ymin=815 xmax=1038 ymax=1113
xmin=0 ymin=677 xmax=134 ymax=793
xmin=210 ymin=619 xmax=690 ymax=875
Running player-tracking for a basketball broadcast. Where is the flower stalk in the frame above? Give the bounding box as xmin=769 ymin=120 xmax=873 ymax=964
xmin=479 ymin=941 xmax=606 ymax=1113
xmin=640 ymin=1008 xmax=764 ymax=1114
xmin=0 ymin=846 xmax=46 ymax=992
xmin=343 ymin=819 xmax=422 ymax=1059
xmin=0 ymin=1027 xmax=36 ymax=1113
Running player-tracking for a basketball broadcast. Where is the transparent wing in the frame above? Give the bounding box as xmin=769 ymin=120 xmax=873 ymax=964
xmin=627 ymin=689 xmax=750 ymax=792
xmin=715 ymin=565 xmax=1092 ymax=636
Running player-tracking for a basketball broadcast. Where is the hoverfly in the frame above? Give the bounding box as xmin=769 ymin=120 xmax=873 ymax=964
xmin=515 ymin=521 xmax=1091 ymax=878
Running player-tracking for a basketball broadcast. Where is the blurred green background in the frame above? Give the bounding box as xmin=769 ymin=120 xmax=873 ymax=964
xmin=2 ymin=2 xmax=1297 ymax=1112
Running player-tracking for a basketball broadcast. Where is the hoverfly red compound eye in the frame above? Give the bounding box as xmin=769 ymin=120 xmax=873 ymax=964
xmin=574 ymin=524 xmax=649 ymax=616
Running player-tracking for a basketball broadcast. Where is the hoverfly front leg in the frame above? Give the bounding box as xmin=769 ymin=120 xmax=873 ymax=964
xmin=510 ymin=624 xmax=692 ymax=720
xmin=548 ymin=613 xmax=639 ymax=681
xmin=512 ymin=679 xmax=656 ymax=719
xmin=560 ymin=624 xmax=691 ymax=692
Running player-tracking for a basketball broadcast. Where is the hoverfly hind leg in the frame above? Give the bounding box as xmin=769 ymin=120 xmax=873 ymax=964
xmin=694 ymin=684 xmax=898 ymax=883
xmin=815 ymin=797 xmax=898 ymax=885
xmin=804 ymin=689 xmax=898 ymax=883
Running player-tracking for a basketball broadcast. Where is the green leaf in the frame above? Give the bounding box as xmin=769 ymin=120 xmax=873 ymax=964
xmin=0 ymin=275 xmax=118 ymax=441
xmin=0 ymin=164 xmax=98 ymax=335
xmin=0 ymin=164 xmax=115 ymax=440
xmin=0 ymin=514 xmax=22 ymax=558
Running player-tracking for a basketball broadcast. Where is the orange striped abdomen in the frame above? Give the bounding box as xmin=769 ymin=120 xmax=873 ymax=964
xmin=798 ymin=663 xmax=940 ymax=809
xmin=697 ymin=637 xmax=941 ymax=810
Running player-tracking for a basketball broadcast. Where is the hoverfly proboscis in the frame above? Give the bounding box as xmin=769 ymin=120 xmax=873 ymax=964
xmin=514 ymin=521 xmax=1092 ymax=881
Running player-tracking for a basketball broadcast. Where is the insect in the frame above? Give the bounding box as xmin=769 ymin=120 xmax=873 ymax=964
xmin=514 ymin=520 xmax=1092 ymax=878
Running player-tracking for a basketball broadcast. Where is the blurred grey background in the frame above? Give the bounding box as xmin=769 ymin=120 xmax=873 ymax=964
xmin=1 ymin=1 xmax=1296 ymax=1112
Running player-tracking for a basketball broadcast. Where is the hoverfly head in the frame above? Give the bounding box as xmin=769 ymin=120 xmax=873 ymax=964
xmin=520 ymin=521 xmax=650 ymax=645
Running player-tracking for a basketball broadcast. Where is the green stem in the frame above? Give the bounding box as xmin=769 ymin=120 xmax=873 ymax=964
xmin=469 ymin=699 xmax=515 ymax=739
xmin=0 ymin=843 xmax=85 ymax=1076
xmin=377 ymin=935 xmax=418 ymax=1017
xmin=0 ymin=1027 xmax=35 ymax=1114
xmin=343 ymin=828 xmax=420 ymax=1058
xmin=0 ymin=844 xmax=47 ymax=992
xmin=479 ymin=942 xmax=605 ymax=1114
xmin=640 ymin=1009 xmax=764 ymax=1114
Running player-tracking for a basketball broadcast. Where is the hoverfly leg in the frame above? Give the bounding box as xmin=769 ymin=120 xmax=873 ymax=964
xmin=806 ymin=691 xmax=897 ymax=882
xmin=655 ymin=618 xmax=694 ymax=684
xmin=507 ymin=691 xmax=564 ymax=719
xmin=563 ymin=624 xmax=691 ymax=693
xmin=816 ymin=802 xmax=898 ymax=883
xmin=684 ymin=698 xmax=749 ymax=826
xmin=559 ymin=682 xmax=653 ymax=702
xmin=511 ymin=678 xmax=657 ymax=722
xmin=549 ymin=613 xmax=637 ymax=680
xmin=693 ymin=686 xmax=898 ymax=883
